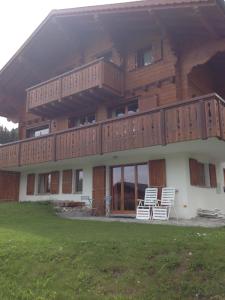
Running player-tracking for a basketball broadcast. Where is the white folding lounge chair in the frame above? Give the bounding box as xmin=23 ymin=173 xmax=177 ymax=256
xmin=136 ymin=188 xmax=158 ymax=220
xmin=152 ymin=187 xmax=177 ymax=221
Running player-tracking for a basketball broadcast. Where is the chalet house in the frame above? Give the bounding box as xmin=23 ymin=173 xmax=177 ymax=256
xmin=0 ymin=0 xmax=225 ymax=219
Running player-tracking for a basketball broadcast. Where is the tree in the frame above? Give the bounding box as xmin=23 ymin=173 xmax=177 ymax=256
xmin=0 ymin=126 xmax=18 ymax=144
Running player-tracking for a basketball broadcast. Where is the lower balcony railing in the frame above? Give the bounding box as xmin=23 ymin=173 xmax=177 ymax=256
xmin=0 ymin=93 xmax=225 ymax=168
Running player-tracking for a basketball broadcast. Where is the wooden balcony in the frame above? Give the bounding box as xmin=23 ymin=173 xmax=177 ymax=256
xmin=1 ymin=94 xmax=225 ymax=169
xmin=26 ymin=58 xmax=124 ymax=117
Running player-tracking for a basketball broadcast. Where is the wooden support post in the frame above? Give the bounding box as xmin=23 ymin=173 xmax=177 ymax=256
xmin=18 ymin=142 xmax=22 ymax=167
xmin=53 ymin=134 xmax=57 ymax=161
xmin=160 ymin=109 xmax=167 ymax=146
xmin=99 ymin=123 xmax=103 ymax=155
xmin=199 ymin=100 xmax=207 ymax=140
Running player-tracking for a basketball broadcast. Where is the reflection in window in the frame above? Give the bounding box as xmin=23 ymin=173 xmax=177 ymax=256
xmin=38 ymin=173 xmax=51 ymax=194
xmin=137 ymin=164 xmax=149 ymax=200
xmin=26 ymin=125 xmax=49 ymax=138
xmin=127 ymin=101 xmax=139 ymax=115
xmin=115 ymin=106 xmax=126 ymax=118
xmin=112 ymin=167 xmax=121 ymax=210
xmin=111 ymin=163 xmax=149 ymax=212
xmin=124 ymin=166 xmax=135 ymax=210
xmin=69 ymin=114 xmax=96 ymax=128
xmin=137 ymin=47 xmax=154 ymax=67
xmin=75 ymin=169 xmax=83 ymax=193
xmin=109 ymin=99 xmax=139 ymax=119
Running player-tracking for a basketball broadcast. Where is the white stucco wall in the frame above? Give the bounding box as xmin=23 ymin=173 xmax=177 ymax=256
xmin=18 ymin=140 xmax=225 ymax=219
xmin=186 ymin=160 xmax=225 ymax=218
xmin=19 ymin=166 xmax=93 ymax=203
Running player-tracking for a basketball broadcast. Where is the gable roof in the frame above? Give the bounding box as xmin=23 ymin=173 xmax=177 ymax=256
xmin=0 ymin=0 xmax=225 ymax=119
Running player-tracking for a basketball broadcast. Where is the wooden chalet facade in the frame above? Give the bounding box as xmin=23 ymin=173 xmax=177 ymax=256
xmin=0 ymin=0 xmax=225 ymax=218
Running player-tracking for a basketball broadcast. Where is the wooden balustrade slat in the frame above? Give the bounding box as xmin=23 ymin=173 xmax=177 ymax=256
xmin=1 ymin=94 xmax=225 ymax=168
xmin=27 ymin=60 xmax=124 ymax=111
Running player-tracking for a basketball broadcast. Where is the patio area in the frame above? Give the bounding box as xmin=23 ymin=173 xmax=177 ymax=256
xmin=57 ymin=209 xmax=225 ymax=228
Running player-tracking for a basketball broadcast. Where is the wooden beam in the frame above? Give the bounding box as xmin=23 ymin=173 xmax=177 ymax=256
xmin=148 ymin=9 xmax=167 ymax=38
xmin=193 ymin=6 xmax=220 ymax=39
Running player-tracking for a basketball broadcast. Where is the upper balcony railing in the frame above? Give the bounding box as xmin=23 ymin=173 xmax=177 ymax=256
xmin=26 ymin=58 xmax=124 ymax=115
xmin=1 ymin=93 xmax=225 ymax=169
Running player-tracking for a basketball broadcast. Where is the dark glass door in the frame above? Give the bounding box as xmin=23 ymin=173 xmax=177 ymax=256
xmin=112 ymin=167 xmax=122 ymax=210
xmin=124 ymin=166 xmax=136 ymax=210
xmin=111 ymin=164 xmax=149 ymax=212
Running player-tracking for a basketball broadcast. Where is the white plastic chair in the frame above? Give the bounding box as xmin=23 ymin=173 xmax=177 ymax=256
xmin=152 ymin=187 xmax=177 ymax=221
xmin=136 ymin=188 xmax=158 ymax=220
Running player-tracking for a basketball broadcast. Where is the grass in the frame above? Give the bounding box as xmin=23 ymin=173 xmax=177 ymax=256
xmin=0 ymin=203 xmax=224 ymax=299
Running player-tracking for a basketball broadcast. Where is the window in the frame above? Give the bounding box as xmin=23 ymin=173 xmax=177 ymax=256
xmin=111 ymin=163 xmax=149 ymax=211
xmin=189 ymin=159 xmax=217 ymax=188
xmin=109 ymin=99 xmax=139 ymax=119
xmin=68 ymin=114 xmax=96 ymax=128
xmin=26 ymin=125 xmax=49 ymax=138
xmin=127 ymin=101 xmax=139 ymax=115
xmin=38 ymin=173 xmax=51 ymax=194
xmin=96 ymin=50 xmax=113 ymax=62
xmin=115 ymin=106 xmax=126 ymax=118
xmin=137 ymin=47 xmax=154 ymax=68
xmin=75 ymin=169 xmax=83 ymax=193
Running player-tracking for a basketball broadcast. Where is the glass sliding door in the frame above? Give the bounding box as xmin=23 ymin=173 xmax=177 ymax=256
xmin=112 ymin=167 xmax=122 ymax=210
xmin=124 ymin=166 xmax=136 ymax=210
xmin=111 ymin=163 xmax=149 ymax=212
xmin=137 ymin=164 xmax=149 ymax=200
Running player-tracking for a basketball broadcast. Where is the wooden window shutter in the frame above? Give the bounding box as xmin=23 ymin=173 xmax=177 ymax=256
xmin=50 ymin=171 xmax=60 ymax=194
xmin=149 ymin=159 xmax=166 ymax=187
xmin=92 ymin=166 xmax=106 ymax=216
xmin=62 ymin=170 xmax=73 ymax=194
xmin=189 ymin=159 xmax=199 ymax=186
xmin=209 ymin=164 xmax=217 ymax=188
xmin=27 ymin=174 xmax=35 ymax=195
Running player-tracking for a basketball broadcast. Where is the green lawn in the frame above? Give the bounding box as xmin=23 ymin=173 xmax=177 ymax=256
xmin=0 ymin=203 xmax=225 ymax=300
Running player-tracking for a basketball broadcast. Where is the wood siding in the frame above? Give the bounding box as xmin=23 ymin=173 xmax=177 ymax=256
xmin=0 ymin=94 xmax=224 ymax=169
xmin=50 ymin=171 xmax=60 ymax=194
xmin=149 ymin=159 xmax=166 ymax=188
xmin=92 ymin=166 xmax=106 ymax=216
xmin=62 ymin=170 xmax=73 ymax=194
xmin=0 ymin=171 xmax=20 ymax=201
xmin=26 ymin=59 xmax=124 ymax=113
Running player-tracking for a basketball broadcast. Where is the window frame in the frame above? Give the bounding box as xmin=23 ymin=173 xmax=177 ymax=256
xmin=74 ymin=169 xmax=84 ymax=193
xmin=137 ymin=46 xmax=154 ymax=68
xmin=38 ymin=173 xmax=51 ymax=195
xmin=26 ymin=124 xmax=50 ymax=139
xmin=108 ymin=99 xmax=139 ymax=119
xmin=189 ymin=159 xmax=217 ymax=189
xmin=68 ymin=113 xmax=96 ymax=129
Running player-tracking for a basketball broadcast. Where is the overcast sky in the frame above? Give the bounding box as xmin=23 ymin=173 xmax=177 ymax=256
xmin=0 ymin=0 xmax=136 ymax=129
